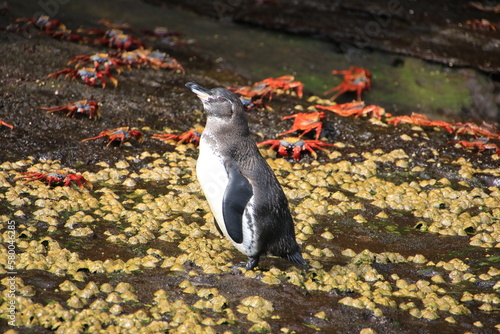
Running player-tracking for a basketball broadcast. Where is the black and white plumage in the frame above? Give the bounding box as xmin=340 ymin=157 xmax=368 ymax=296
xmin=186 ymin=82 xmax=307 ymax=270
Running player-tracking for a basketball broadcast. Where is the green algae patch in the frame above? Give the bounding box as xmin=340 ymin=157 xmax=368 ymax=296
xmin=370 ymin=57 xmax=473 ymax=114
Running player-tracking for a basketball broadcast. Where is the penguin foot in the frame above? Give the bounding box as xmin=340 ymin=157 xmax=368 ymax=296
xmin=228 ymin=259 xmax=259 ymax=273
xmin=245 ymin=256 xmax=260 ymax=270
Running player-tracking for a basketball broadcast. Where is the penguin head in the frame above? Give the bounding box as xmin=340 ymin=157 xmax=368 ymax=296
xmin=186 ymin=82 xmax=245 ymax=121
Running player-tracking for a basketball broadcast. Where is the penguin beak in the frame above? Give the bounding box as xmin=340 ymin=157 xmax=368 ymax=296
xmin=186 ymin=82 xmax=212 ymax=101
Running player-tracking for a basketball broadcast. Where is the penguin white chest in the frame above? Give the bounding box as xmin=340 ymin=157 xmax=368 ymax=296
xmin=196 ymin=139 xmax=228 ymax=230
xmin=196 ymin=135 xmax=257 ymax=256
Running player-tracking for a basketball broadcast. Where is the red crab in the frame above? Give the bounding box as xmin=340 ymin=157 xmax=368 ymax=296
xmin=40 ymin=100 xmax=100 ymax=119
xmin=449 ymin=140 xmax=500 ymax=155
xmin=258 ymin=137 xmax=334 ymax=160
xmin=127 ymin=49 xmax=185 ymax=73
xmin=453 ymin=122 xmax=500 ymax=139
xmin=228 ymin=81 xmax=269 ymax=99
xmin=388 ymin=113 xmax=455 ymax=133
xmin=229 ymin=75 xmax=304 ymax=108
xmin=48 ymin=67 xmax=118 ymax=88
xmin=81 ymin=127 xmax=144 ymax=147
xmin=47 ymin=25 xmax=85 ymax=42
xmin=116 ymin=50 xmax=142 ymax=69
xmin=316 ymin=101 xmax=386 ymax=119
xmin=68 ymin=52 xmax=126 ymax=72
xmin=16 ymin=15 xmax=63 ymax=32
xmin=239 ymin=96 xmax=269 ymax=111
xmin=15 ymin=170 xmax=92 ymax=189
xmin=279 ymin=111 xmax=326 ymax=140
xmin=152 ymin=127 xmax=203 ymax=146
xmin=140 ymin=50 xmax=185 ymax=72
xmin=0 ymin=120 xmax=13 ymax=129
xmin=323 ymin=67 xmax=372 ymax=101
xmin=466 ymin=19 xmax=500 ymax=31
xmin=258 ymin=75 xmax=304 ymax=99
xmin=92 ymin=29 xmax=145 ymax=50
xmin=96 ymin=49 xmax=184 ymax=73
xmin=15 ymin=15 xmax=84 ymax=42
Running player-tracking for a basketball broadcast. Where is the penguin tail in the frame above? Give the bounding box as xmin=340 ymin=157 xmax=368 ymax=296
xmin=287 ymin=251 xmax=308 ymax=267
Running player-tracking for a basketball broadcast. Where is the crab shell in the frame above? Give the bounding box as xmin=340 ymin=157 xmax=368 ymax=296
xmin=82 ymin=127 xmax=144 ymax=147
xmin=323 ymin=67 xmax=372 ymax=101
xmin=258 ymin=137 xmax=333 ymax=161
xmin=15 ymin=170 xmax=92 ymax=189
xmin=279 ymin=111 xmax=326 ymax=140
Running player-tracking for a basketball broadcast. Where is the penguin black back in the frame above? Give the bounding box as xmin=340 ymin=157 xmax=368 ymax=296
xmin=186 ymin=82 xmax=307 ymax=270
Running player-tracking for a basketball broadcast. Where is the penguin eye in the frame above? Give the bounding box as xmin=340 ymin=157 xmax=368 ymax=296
xmin=217 ymin=97 xmax=226 ymax=102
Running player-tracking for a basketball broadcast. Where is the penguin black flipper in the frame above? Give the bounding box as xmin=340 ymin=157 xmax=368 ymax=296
xmin=222 ymin=161 xmax=253 ymax=244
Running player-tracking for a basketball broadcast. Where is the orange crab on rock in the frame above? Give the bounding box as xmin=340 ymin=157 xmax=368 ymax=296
xmin=228 ymin=75 xmax=304 ymax=109
xmin=81 ymin=127 xmax=144 ymax=147
xmin=323 ymin=67 xmax=372 ymax=101
xmin=316 ymin=101 xmax=386 ymax=119
xmin=68 ymin=52 xmax=127 ymax=72
xmin=15 ymin=170 xmax=92 ymax=189
xmin=134 ymin=49 xmax=185 ymax=73
xmin=40 ymin=100 xmax=100 ymax=119
xmin=452 ymin=122 xmax=500 ymax=139
xmin=449 ymin=140 xmax=500 ymax=155
xmin=48 ymin=67 xmax=118 ymax=88
xmin=388 ymin=113 xmax=455 ymax=133
xmin=465 ymin=19 xmax=500 ymax=31
xmin=258 ymin=137 xmax=334 ymax=161
xmin=152 ymin=127 xmax=204 ymax=146
xmin=279 ymin=111 xmax=326 ymax=140
xmin=16 ymin=15 xmax=63 ymax=33
xmin=258 ymin=75 xmax=304 ymax=99
xmin=91 ymin=29 xmax=145 ymax=51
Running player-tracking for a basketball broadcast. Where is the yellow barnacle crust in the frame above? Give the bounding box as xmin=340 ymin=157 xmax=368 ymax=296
xmin=2 ymin=94 xmax=499 ymax=334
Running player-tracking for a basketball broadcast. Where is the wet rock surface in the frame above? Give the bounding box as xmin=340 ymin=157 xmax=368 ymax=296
xmin=1 ymin=1 xmax=500 ymax=334
xmin=167 ymin=0 xmax=500 ymax=74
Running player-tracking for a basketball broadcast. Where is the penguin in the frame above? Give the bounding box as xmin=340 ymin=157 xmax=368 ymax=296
xmin=185 ymin=82 xmax=307 ymax=270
